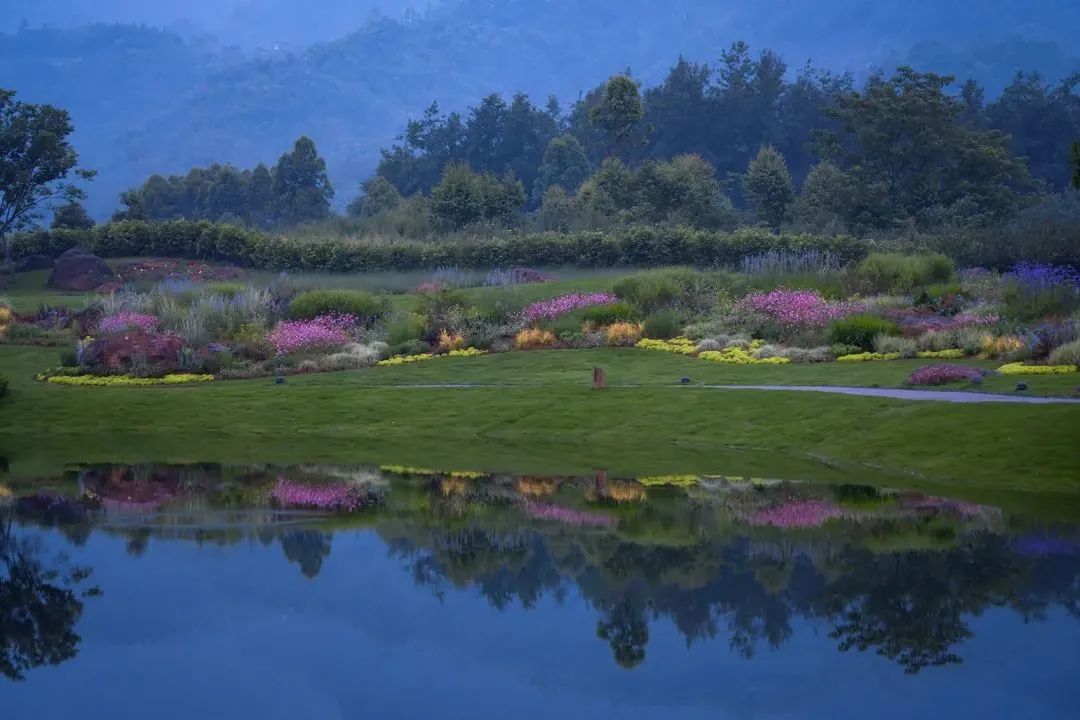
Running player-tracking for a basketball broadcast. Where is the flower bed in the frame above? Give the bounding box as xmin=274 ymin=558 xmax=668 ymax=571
xmin=635 ymin=337 xmax=697 ymax=355
xmin=907 ymin=364 xmax=986 ymax=386
xmin=44 ymin=374 xmax=214 ymax=387
xmin=997 ymin=363 xmax=1078 ymax=375
xmin=520 ymin=293 xmax=618 ymax=323
xmin=267 ymin=313 xmax=357 ymax=354
xmin=377 ymin=347 xmax=486 ymax=366
xmin=836 ymin=352 xmax=902 ymax=362
xmin=98 ymin=312 xmax=159 ymax=334
xmin=733 ymin=289 xmax=863 ymax=330
xmin=268 ymin=478 xmax=374 ymax=512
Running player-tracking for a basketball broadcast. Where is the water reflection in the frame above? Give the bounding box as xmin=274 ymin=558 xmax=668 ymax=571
xmin=2 ymin=463 xmax=1080 ymax=680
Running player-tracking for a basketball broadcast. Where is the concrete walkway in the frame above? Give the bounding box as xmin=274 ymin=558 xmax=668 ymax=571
xmin=355 ymin=382 xmax=1080 ymax=404
xmin=696 ymin=384 xmax=1080 ymax=404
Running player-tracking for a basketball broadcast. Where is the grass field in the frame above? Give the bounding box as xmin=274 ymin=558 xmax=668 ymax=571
xmin=3 ymin=344 xmax=1079 ymax=513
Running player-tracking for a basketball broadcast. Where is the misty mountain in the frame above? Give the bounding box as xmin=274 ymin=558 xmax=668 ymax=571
xmin=1 ymin=0 xmax=1077 ymax=217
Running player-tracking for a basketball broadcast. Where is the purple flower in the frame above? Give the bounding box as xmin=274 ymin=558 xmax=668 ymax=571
xmin=98 ymin=312 xmax=159 ymax=334
xmin=746 ymin=499 xmax=850 ymax=528
xmin=269 ymin=478 xmax=373 ymax=512
xmin=733 ymin=289 xmax=863 ymax=330
xmin=520 ymin=293 xmax=618 ymax=323
xmin=907 ymin=364 xmax=986 ymax=386
xmin=525 ymin=501 xmax=614 ymax=527
xmin=267 ymin=313 xmax=358 ymax=354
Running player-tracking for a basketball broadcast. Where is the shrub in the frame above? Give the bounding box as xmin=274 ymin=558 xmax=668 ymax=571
xmin=613 ymin=268 xmax=723 ymax=315
xmin=1028 ymin=321 xmax=1078 ymax=360
xmin=998 ymin=362 xmax=1078 ymax=375
xmin=205 ymin=282 xmax=247 ymax=298
xmin=826 ymin=314 xmax=901 ymax=351
xmin=580 ymin=301 xmax=637 ymax=326
xmin=290 ymin=290 xmax=388 ymax=323
xmin=780 ymin=346 xmax=832 ymax=363
xmin=520 ymin=292 xmax=617 ymax=323
xmin=907 ymin=365 xmax=985 ymax=386
xmin=1048 ymin=339 xmax=1080 ymax=367
xmin=872 ymin=334 xmax=917 ymax=357
xmin=515 ymin=328 xmax=557 ymax=349
xmin=605 ymin=322 xmax=643 ymax=346
xmin=855 ymin=253 xmax=954 ymax=293
xmin=829 ymin=343 xmax=862 ymax=358
xmin=98 ymin=312 xmax=158 ymax=334
xmin=395 ymin=339 xmax=432 ymax=356
xmin=320 ymin=342 xmax=387 ymax=371
xmin=436 ymin=329 xmax=467 ymax=353
xmin=267 ymin=314 xmax=357 ymax=354
xmin=643 ymin=309 xmax=682 ymax=339
xmin=913 ymin=283 xmax=967 ymax=314
xmin=731 ymin=289 xmax=863 ymax=334
xmin=386 ymin=313 xmax=427 ymax=346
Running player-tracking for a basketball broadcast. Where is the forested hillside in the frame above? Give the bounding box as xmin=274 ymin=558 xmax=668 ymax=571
xmin=1 ymin=0 xmax=1077 ymax=217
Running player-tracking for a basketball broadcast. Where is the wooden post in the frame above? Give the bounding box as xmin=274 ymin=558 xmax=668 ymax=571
xmin=592 ymin=366 xmax=606 ymax=390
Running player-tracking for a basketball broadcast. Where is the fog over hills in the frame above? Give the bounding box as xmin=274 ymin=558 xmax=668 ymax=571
xmin=1 ymin=0 xmax=1076 ymax=217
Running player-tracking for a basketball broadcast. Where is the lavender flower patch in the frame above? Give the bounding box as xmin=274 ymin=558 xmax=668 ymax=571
xmin=906 ymin=364 xmax=987 ymax=386
xmin=525 ymin=501 xmax=615 ymax=527
xmin=269 ymin=478 xmax=375 ymax=512
xmin=520 ymin=293 xmax=618 ymax=323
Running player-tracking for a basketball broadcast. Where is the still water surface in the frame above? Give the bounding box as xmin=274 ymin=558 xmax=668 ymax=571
xmin=2 ymin=463 xmax=1078 ymax=718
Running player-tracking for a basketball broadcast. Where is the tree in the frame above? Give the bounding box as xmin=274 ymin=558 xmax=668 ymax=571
xmin=51 ymin=201 xmax=94 ymax=230
xmin=0 ymin=89 xmax=94 ymax=270
xmin=794 ymin=160 xmax=854 ymax=231
xmin=1072 ymin=141 xmax=1080 ymax=190
xmin=272 ymin=136 xmax=333 ymax=226
xmin=588 ymin=74 xmax=644 ymax=158
xmin=248 ymin=163 xmax=274 ymax=228
xmin=821 ymin=67 xmax=1034 ymax=228
xmin=534 ymin=135 xmax=591 ymax=200
xmin=431 ymin=162 xmax=486 ymax=229
xmin=347 ymin=176 xmax=403 ymax=219
xmin=742 ymin=145 xmax=794 ymax=229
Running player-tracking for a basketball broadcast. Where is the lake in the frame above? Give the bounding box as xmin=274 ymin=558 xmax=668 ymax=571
xmin=2 ymin=463 xmax=1078 ymax=718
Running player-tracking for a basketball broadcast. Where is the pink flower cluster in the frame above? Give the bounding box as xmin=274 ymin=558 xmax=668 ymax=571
xmin=269 ymin=478 xmax=372 ymax=512
xmin=520 ymin=293 xmax=618 ymax=323
xmin=746 ymin=500 xmax=850 ymax=528
xmin=97 ymin=312 xmax=159 ymax=334
xmin=907 ymin=364 xmax=984 ymax=386
xmin=267 ymin=313 xmax=357 ymax=354
xmin=734 ymin=289 xmax=862 ymax=330
xmin=525 ymin=501 xmax=615 ymax=527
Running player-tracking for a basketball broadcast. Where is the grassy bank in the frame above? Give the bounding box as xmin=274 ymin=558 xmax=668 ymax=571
xmin=2 ymin=345 xmax=1078 ymax=507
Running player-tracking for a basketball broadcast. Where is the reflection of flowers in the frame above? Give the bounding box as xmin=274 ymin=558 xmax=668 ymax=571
xmin=269 ymin=478 xmax=373 ymax=512
xmin=747 ymin=500 xmax=850 ymax=528
xmin=526 ymin=501 xmax=614 ymax=527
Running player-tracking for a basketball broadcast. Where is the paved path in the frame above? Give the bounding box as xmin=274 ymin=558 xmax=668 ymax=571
xmin=356 ymin=382 xmax=1080 ymax=404
xmin=696 ymin=384 xmax=1080 ymax=404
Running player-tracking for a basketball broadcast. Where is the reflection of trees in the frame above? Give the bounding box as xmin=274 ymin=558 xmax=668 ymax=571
xmin=381 ymin=518 xmax=1080 ymax=673
xmin=279 ymin=530 xmax=332 ymax=578
xmin=0 ymin=511 xmax=97 ymax=681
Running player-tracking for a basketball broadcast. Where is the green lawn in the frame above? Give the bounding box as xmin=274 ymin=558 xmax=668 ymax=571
xmin=2 ymin=345 xmax=1078 ymax=513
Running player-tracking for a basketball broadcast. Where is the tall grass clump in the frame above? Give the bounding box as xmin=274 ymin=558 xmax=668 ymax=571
xmin=827 ymin=314 xmax=902 ymax=351
xmin=855 ymin=253 xmax=954 ymax=293
xmin=290 ymin=289 xmax=389 ymax=323
xmin=613 ymin=268 xmax=726 ymax=316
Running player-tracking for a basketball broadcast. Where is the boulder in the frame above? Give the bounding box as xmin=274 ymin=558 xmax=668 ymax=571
xmin=47 ymin=245 xmax=115 ymax=291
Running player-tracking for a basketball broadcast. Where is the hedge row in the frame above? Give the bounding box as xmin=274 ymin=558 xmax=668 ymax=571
xmin=10 ymin=221 xmax=871 ymax=271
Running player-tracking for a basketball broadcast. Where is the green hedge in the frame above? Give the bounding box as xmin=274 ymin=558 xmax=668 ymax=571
xmin=10 ymin=221 xmax=871 ymax=271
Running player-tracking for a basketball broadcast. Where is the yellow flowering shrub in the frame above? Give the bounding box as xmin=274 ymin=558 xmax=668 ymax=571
xmin=997 ymin=363 xmax=1078 ymax=375
xmin=439 ymin=476 xmax=469 ymax=496
xmin=448 ymin=347 xmax=486 ymax=357
xmin=638 ymin=475 xmax=699 ymax=487
xmin=981 ymin=335 xmax=1025 ymax=358
xmin=516 ymin=477 xmax=560 ymax=497
xmin=437 ymin=330 xmax=467 ymax=352
xmin=45 ymin=374 xmax=214 ymax=387
xmin=0 ymin=306 xmax=12 ymax=337
xmin=605 ymin=322 xmax=644 ymax=346
xmin=698 ymin=346 xmax=790 ymax=364
xmin=380 ymin=465 xmax=438 ymax=476
xmin=378 ymin=353 xmax=435 ymax=366
xmin=916 ymin=349 xmax=966 ymax=359
xmin=597 ymin=480 xmax=647 ymax=503
xmin=515 ymin=327 xmax=557 ymax=350
xmin=836 ymin=352 xmax=901 ymax=362
xmin=635 ymin=337 xmax=697 ymax=355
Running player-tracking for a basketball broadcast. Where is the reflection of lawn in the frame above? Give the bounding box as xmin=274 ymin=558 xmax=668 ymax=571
xmin=2 ymin=345 xmax=1079 ymax=510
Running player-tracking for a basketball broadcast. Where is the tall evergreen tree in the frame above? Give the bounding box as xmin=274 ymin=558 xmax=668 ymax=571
xmin=742 ymin=146 xmax=795 ymax=229
xmin=272 ymin=136 xmax=333 ymax=226
xmin=534 ymin=135 xmax=591 ymax=200
xmin=248 ymin=163 xmax=274 ymax=228
xmin=588 ymin=74 xmax=644 ymax=158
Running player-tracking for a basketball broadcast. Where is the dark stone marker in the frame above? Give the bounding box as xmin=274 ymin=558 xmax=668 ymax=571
xmin=593 ymin=367 xmax=606 ymax=390
xmin=1016 ymin=382 xmax=1028 ymax=392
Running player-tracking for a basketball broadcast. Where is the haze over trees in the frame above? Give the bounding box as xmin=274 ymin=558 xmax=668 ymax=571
xmin=1 ymin=1 xmax=1077 ymax=217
